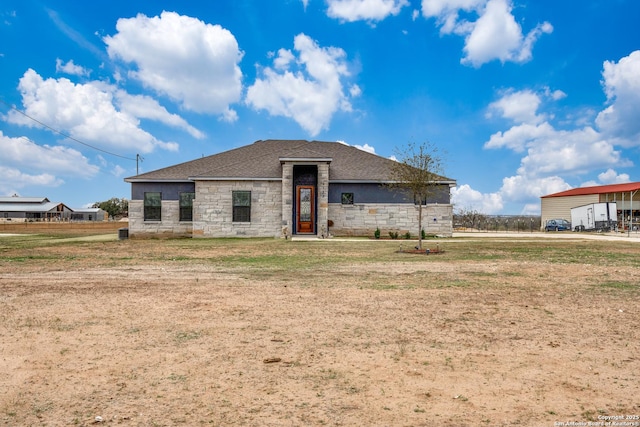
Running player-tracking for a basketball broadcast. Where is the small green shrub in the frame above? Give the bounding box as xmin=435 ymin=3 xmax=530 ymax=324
xmin=404 ymin=232 xmax=411 ymax=239
xmin=374 ymin=227 xmax=381 ymax=239
xmin=421 ymin=228 xmax=426 ymax=239
xmin=389 ymin=231 xmax=399 ymax=239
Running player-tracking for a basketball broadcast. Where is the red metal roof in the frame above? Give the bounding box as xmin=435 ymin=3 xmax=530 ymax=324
xmin=542 ymin=182 xmax=640 ymax=198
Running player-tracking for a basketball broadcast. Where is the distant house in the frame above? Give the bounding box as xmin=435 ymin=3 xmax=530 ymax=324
xmin=541 ymin=182 xmax=640 ymax=230
xmin=0 ymin=197 xmax=73 ymax=221
xmin=124 ymin=139 xmax=456 ymax=238
xmin=70 ymin=208 xmax=108 ymax=222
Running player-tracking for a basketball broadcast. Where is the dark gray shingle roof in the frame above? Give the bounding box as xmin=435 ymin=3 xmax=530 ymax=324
xmin=125 ymin=140 xmax=455 ymax=183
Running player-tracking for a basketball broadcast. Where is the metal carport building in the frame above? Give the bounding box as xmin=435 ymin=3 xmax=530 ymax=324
xmin=541 ymin=182 xmax=640 ymax=231
xmin=0 ymin=197 xmax=73 ymax=221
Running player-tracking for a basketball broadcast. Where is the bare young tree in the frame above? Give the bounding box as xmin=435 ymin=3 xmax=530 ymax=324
xmin=387 ymin=141 xmax=444 ymax=250
xmin=454 ymin=206 xmax=487 ymax=230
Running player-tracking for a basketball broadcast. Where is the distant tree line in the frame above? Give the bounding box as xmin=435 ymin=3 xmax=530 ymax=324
xmin=93 ymin=197 xmax=128 ymax=220
xmin=454 ymin=207 xmax=541 ymax=232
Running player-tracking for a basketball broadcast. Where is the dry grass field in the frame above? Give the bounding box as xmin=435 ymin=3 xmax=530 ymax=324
xmin=1 ymin=228 xmax=639 ymax=426
xmin=0 ymin=221 xmax=124 ymax=236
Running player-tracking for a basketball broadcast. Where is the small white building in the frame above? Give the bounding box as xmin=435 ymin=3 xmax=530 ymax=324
xmin=70 ymin=208 xmax=108 ymax=222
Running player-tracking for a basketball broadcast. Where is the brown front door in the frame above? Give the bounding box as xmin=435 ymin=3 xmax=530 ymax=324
xmin=296 ymin=185 xmax=315 ymax=234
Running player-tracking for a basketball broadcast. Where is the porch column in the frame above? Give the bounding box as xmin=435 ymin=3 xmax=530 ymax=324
xmin=281 ymin=162 xmax=293 ymax=238
xmin=317 ymin=162 xmax=330 ymax=238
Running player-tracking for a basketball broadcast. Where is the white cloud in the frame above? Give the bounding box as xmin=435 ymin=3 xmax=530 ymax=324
xmin=1 ymin=10 xmax=17 ymax=27
xmin=421 ymin=0 xmax=484 ymax=28
xmin=475 ymin=52 xmax=640 ymax=214
xmin=327 ymin=0 xmax=409 ymax=23
xmin=485 ymin=87 xmax=628 ymax=176
xmin=487 ymin=122 xmax=626 ymax=178
xmin=596 ymin=50 xmax=640 ymax=147
xmin=111 ymin=164 xmax=126 ymax=177
xmin=96 ymin=155 xmax=108 ymax=168
xmin=421 ymin=0 xmax=552 ymax=67
xmin=274 ymin=48 xmax=296 ymax=70
xmin=452 ymin=175 xmax=572 ymax=215
xmin=597 ymin=168 xmax=630 ymax=184
xmin=546 ymin=88 xmax=567 ymax=101
xmin=485 ymin=122 xmax=553 ymax=152
xmin=46 ymin=8 xmax=105 ymax=59
xmin=355 ymin=143 xmax=376 ymax=153
xmin=462 ymin=0 xmax=522 ymax=66
xmin=581 ymin=169 xmax=631 ymax=187
xmin=104 ymin=11 xmax=243 ymax=119
xmin=0 ymin=132 xmax=100 ymax=193
xmin=516 ymin=127 xmax=626 ymax=177
xmin=0 ymin=132 xmax=99 ymax=178
xmin=0 ymin=166 xmax=62 ymax=190
xmin=451 ymin=184 xmax=503 ymax=214
xmin=499 ymin=174 xmax=570 ymax=202
xmin=335 ymin=139 xmax=376 ymax=153
xmin=113 ymin=90 xmax=205 ymax=139
xmin=519 ymin=21 xmax=553 ymax=61
xmin=486 ymin=89 xmax=544 ymax=125
xmin=520 ymin=203 xmax=540 ymax=216
xmin=55 ymin=58 xmax=90 ymax=77
xmin=246 ymin=33 xmax=358 ymax=136
xmin=6 ymin=69 xmax=187 ymax=154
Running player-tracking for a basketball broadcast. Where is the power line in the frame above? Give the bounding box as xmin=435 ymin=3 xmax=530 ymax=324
xmin=0 ymin=97 xmax=137 ymax=161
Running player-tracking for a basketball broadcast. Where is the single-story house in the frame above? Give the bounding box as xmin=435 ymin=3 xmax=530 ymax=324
xmin=70 ymin=208 xmax=108 ymax=222
xmin=0 ymin=197 xmax=73 ymax=221
xmin=124 ymin=139 xmax=457 ymax=238
xmin=541 ymin=182 xmax=640 ymax=230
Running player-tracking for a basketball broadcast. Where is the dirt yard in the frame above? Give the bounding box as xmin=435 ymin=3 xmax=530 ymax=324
xmin=0 ymin=233 xmax=639 ymax=426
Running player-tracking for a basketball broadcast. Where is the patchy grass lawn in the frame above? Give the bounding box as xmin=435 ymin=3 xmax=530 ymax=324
xmin=0 ymin=234 xmax=639 ymax=426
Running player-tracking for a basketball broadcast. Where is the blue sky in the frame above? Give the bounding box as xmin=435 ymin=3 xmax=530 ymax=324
xmin=1 ymin=0 xmax=639 ymax=214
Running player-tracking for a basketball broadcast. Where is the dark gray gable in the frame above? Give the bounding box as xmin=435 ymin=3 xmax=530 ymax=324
xmin=124 ymin=139 xmax=455 ymax=183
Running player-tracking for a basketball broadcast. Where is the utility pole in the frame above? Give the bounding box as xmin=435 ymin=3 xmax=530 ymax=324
xmin=136 ymin=154 xmax=144 ymax=175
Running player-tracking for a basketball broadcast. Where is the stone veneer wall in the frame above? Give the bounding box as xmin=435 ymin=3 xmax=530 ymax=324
xmin=129 ymin=185 xmax=453 ymax=239
xmin=193 ymin=180 xmax=282 ymax=238
xmin=281 ymin=164 xmax=293 ymax=238
xmin=128 ymin=200 xmax=193 ymax=237
xmin=316 ymin=163 xmax=330 ymax=238
xmin=328 ymin=203 xmax=453 ymax=237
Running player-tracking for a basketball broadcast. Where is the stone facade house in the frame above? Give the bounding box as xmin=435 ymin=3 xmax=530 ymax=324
xmin=124 ymin=140 xmax=456 ymax=238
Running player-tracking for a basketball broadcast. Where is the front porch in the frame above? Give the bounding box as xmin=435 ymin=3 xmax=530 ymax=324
xmin=280 ymin=159 xmax=330 ymax=239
